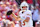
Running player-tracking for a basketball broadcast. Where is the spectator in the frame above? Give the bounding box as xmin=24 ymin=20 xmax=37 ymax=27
xmin=15 ymin=0 xmax=21 ymax=5
xmin=10 ymin=0 xmax=17 ymax=5
xmin=37 ymin=0 xmax=40 ymax=5
xmin=12 ymin=4 xmax=20 ymax=16
xmin=1 ymin=0 xmax=5 ymax=4
xmin=31 ymin=5 xmax=34 ymax=13
xmin=0 ymin=1 xmax=4 ymax=10
xmin=2 ymin=13 xmax=6 ymax=19
xmin=1 ymin=4 xmax=6 ymax=10
xmin=5 ymin=2 xmax=10 ymax=11
xmin=0 ymin=12 xmax=2 ymax=17
xmin=33 ymin=5 xmax=40 ymax=27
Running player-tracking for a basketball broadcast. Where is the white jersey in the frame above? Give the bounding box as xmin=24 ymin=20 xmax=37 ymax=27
xmin=19 ymin=10 xmax=33 ymax=27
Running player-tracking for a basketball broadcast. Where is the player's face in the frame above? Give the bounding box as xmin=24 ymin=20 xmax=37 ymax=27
xmin=22 ymin=6 xmax=27 ymax=10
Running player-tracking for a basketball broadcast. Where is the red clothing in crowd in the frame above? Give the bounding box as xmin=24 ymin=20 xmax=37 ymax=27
xmin=6 ymin=16 xmax=12 ymax=21
xmin=0 ymin=18 xmax=2 ymax=21
xmin=27 ymin=0 xmax=33 ymax=4
xmin=37 ymin=0 xmax=40 ymax=4
xmin=21 ymin=0 xmax=33 ymax=4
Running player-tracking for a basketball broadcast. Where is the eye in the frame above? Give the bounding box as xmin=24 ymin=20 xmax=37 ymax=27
xmin=22 ymin=6 xmax=27 ymax=8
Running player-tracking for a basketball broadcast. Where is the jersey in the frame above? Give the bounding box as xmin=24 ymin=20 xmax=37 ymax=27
xmin=19 ymin=10 xmax=33 ymax=27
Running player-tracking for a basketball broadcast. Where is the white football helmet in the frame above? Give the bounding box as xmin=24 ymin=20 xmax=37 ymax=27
xmin=20 ymin=1 xmax=29 ymax=10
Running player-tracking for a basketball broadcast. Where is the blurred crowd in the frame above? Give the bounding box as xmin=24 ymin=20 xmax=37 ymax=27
xmin=0 ymin=0 xmax=40 ymax=27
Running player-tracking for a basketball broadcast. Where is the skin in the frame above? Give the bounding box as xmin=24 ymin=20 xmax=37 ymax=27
xmin=10 ymin=13 xmax=21 ymax=27
xmin=12 ymin=13 xmax=21 ymax=21
xmin=10 ymin=21 xmax=15 ymax=27
xmin=22 ymin=6 xmax=27 ymax=10
xmin=23 ymin=17 xmax=30 ymax=26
